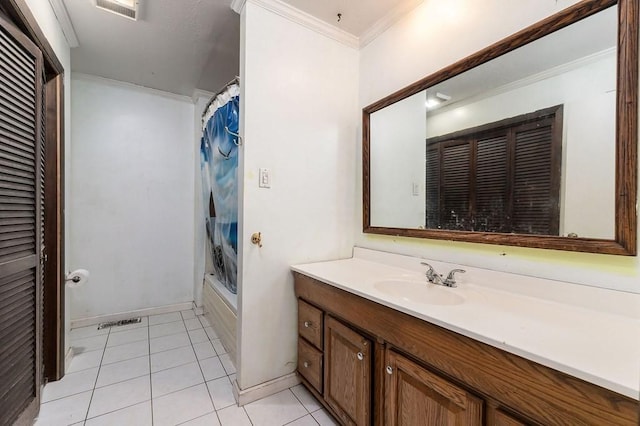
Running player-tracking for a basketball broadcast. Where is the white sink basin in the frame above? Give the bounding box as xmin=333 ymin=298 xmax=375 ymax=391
xmin=374 ymin=279 xmax=465 ymax=306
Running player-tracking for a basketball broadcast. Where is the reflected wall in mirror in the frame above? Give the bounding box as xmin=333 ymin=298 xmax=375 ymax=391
xmin=363 ymin=0 xmax=637 ymax=255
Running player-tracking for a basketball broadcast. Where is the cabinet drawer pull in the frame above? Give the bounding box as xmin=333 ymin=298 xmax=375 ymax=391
xmin=386 ymin=366 xmax=393 ymax=375
xmin=303 ymin=361 xmax=310 ymax=368
xmin=357 ymin=352 xmax=364 ymax=361
xmin=304 ymin=321 xmax=312 ymax=328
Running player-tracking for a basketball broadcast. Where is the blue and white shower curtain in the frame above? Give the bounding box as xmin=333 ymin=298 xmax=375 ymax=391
xmin=200 ymin=83 xmax=240 ymax=294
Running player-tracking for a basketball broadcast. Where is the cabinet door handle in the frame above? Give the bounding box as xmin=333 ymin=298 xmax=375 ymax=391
xmin=304 ymin=321 xmax=312 ymax=328
xmin=386 ymin=366 xmax=393 ymax=375
xmin=303 ymin=361 xmax=310 ymax=368
xmin=357 ymin=352 xmax=364 ymax=361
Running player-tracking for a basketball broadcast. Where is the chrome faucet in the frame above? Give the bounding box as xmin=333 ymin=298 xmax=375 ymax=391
xmin=444 ymin=269 xmax=465 ymax=287
xmin=420 ymin=262 xmax=465 ymax=288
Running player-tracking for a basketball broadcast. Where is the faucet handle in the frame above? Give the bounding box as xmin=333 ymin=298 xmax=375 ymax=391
xmin=444 ymin=269 xmax=465 ymax=287
xmin=420 ymin=261 xmax=434 ymax=272
xmin=420 ymin=262 xmax=440 ymax=283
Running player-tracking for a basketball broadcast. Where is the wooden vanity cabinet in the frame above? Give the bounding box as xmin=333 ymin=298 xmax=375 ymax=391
xmin=297 ymin=300 xmax=323 ymax=393
xmin=324 ymin=316 xmax=372 ymax=425
xmin=384 ymin=349 xmax=483 ymax=425
xmin=491 ymin=409 xmax=530 ymax=426
xmin=294 ymin=272 xmax=638 ymax=426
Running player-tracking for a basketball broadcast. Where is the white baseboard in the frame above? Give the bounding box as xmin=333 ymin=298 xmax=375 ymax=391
xmin=70 ymin=302 xmax=194 ymax=329
xmin=64 ymin=347 xmax=74 ymax=372
xmin=232 ymin=373 xmax=300 ymax=406
xmin=192 ymin=302 xmax=204 ymax=316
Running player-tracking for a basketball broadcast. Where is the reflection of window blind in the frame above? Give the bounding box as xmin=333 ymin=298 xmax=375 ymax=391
xmin=425 ymin=147 xmax=439 ymax=228
xmin=425 ymin=106 xmax=561 ymax=235
xmin=513 ymin=123 xmax=557 ymax=235
xmin=442 ymin=143 xmax=470 ymax=230
xmin=476 ymin=134 xmax=508 ymax=232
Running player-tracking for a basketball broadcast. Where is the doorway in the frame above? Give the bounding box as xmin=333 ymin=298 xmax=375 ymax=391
xmin=0 ymin=0 xmax=65 ymax=424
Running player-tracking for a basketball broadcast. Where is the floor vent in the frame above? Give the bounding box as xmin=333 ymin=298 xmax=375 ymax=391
xmin=97 ymin=317 xmax=142 ymax=330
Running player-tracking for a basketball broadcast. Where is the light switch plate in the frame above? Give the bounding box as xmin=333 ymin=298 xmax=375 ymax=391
xmin=259 ymin=168 xmax=271 ymax=188
xmin=412 ymin=182 xmax=419 ymax=196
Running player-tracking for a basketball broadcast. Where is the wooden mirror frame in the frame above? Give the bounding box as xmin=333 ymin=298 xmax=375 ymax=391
xmin=363 ymin=0 xmax=638 ymax=255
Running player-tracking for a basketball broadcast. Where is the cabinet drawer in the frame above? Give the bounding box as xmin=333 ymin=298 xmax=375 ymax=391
xmin=298 ymin=299 xmax=323 ymax=349
xmin=298 ymin=338 xmax=323 ymax=394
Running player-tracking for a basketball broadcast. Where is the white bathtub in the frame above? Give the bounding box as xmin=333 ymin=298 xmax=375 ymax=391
xmin=203 ymin=274 xmax=237 ymax=365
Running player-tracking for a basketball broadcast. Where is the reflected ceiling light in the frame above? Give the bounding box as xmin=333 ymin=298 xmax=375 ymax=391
xmin=426 ymin=92 xmax=452 ymax=109
xmin=426 ymin=98 xmax=440 ymax=108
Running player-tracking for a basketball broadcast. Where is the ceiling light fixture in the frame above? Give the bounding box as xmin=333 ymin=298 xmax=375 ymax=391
xmin=426 ymin=92 xmax=452 ymax=109
xmin=435 ymin=92 xmax=451 ymax=102
xmin=96 ymin=0 xmax=140 ymax=21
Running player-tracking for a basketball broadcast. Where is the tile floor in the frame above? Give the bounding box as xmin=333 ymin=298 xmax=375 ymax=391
xmin=35 ymin=310 xmax=338 ymax=426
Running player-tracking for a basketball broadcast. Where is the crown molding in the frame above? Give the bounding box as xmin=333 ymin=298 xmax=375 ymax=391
xmin=232 ymin=0 xmax=426 ymax=50
xmin=192 ymin=89 xmax=216 ymax=104
xmin=48 ymin=0 xmax=79 ymax=48
xmin=230 ymin=0 xmax=246 ymax=14
xmin=233 ymin=0 xmax=359 ymax=49
xmin=432 ymin=47 xmax=617 ymax=117
xmin=359 ymin=0 xmax=424 ymax=48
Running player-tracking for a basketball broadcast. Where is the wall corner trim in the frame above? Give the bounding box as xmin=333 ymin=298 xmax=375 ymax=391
xmin=64 ymin=347 xmax=74 ymax=372
xmin=246 ymin=0 xmax=359 ymax=49
xmin=359 ymin=0 xmax=425 ymax=48
xmin=231 ymin=0 xmax=246 ymax=14
xmin=72 ymin=73 xmax=193 ymax=103
xmin=233 ymin=373 xmax=300 ymax=406
xmin=47 ymin=0 xmax=80 ymax=48
xmin=192 ymin=88 xmax=215 ymax=104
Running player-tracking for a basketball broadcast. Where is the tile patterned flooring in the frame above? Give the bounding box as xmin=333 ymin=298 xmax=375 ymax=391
xmin=35 ymin=310 xmax=338 ymax=426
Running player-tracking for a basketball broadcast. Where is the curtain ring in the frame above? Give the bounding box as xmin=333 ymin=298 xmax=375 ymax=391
xmin=225 ymin=126 xmax=242 ymax=146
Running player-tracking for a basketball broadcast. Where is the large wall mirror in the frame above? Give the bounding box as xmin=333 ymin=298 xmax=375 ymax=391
xmin=363 ymin=0 xmax=637 ymax=255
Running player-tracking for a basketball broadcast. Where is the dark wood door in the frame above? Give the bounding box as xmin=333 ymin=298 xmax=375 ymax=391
xmin=0 ymin=12 xmax=44 ymax=426
xmin=324 ymin=315 xmax=372 ymax=426
xmin=384 ymin=349 xmax=483 ymax=426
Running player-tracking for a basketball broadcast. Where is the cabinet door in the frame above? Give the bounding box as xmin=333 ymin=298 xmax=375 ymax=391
xmin=493 ymin=408 xmax=530 ymax=426
xmin=385 ymin=349 xmax=483 ymax=426
xmin=324 ymin=315 xmax=372 ymax=426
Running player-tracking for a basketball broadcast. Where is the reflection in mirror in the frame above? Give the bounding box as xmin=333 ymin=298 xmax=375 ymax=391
xmin=369 ymin=5 xmax=617 ymax=240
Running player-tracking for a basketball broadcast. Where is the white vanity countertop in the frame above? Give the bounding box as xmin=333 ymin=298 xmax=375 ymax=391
xmin=291 ymin=248 xmax=640 ymax=399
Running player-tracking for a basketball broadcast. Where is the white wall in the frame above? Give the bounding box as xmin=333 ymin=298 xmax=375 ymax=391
xmin=24 ymin=0 xmax=72 ymax=354
xmin=69 ymin=75 xmax=196 ymax=319
xmin=358 ymin=0 xmax=640 ymax=294
xmin=238 ymin=1 xmax=359 ymax=389
xmin=370 ymin=91 xmax=426 ymax=228
xmin=192 ymin=92 xmax=213 ymax=307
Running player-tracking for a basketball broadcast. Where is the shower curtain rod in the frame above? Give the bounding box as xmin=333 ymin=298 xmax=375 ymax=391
xmin=202 ymin=76 xmax=240 ymax=119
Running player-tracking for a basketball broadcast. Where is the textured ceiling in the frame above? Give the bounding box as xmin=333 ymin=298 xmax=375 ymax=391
xmin=65 ymin=0 xmax=240 ymax=96
xmin=62 ymin=0 xmax=412 ymax=96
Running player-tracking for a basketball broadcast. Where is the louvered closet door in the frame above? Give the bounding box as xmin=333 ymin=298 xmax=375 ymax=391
xmin=0 ymin=14 xmax=44 ymax=426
